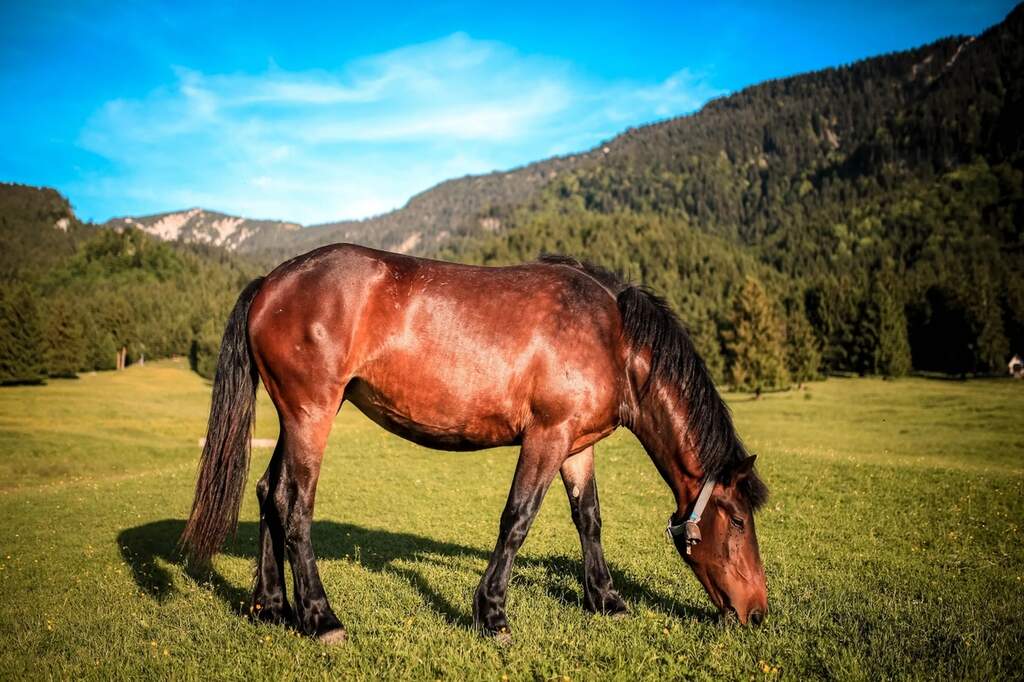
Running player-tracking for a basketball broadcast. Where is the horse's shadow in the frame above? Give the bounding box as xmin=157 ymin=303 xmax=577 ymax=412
xmin=117 ymin=519 xmax=715 ymax=631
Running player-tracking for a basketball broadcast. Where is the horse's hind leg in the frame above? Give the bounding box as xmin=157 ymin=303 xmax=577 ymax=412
xmin=560 ymin=446 xmax=627 ymax=616
xmin=474 ymin=427 xmax=568 ymax=641
xmin=273 ymin=411 xmax=345 ymax=642
xmin=251 ymin=441 xmax=292 ymax=625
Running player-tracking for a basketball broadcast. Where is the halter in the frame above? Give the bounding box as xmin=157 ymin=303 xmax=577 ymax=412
xmin=666 ymin=477 xmax=716 ymax=555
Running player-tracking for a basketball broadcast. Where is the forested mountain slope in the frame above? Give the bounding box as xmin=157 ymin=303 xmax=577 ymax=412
xmin=1 ymin=185 xmax=260 ymax=383
xmin=101 ymin=151 xmax=600 ymax=263
xmin=5 ymin=5 xmax=1023 ymax=385
xmin=438 ymin=4 xmax=1024 ymax=380
xmin=113 ymin=3 xmax=1022 ymax=273
xmin=0 ymin=183 xmax=89 ymax=279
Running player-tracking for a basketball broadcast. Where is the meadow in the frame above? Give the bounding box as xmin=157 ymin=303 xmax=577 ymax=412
xmin=0 ymin=359 xmax=1021 ymax=680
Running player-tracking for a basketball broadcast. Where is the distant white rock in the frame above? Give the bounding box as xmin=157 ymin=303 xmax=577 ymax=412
xmin=106 ymin=208 xmax=302 ymax=253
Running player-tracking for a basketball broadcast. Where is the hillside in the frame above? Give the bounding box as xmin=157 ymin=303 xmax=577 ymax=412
xmin=6 ymin=4 xmax=1024 ymax=384
xmin=439 ymin=4 xmax=1024 ymax=378
xmin=287 ymin=151 xmax=602 ymax=258
xmin=101 ymin=151 xmax=602 ymax=261
xmin=107 ymin=208 xmax=302 ymax=256
xmin=104 ymin=5 xmax=1023 ymax=269
xmin=0 ymin=184 xmax=261 ymax=383
xmin=0 ymin=183 xmax=90 ymax=279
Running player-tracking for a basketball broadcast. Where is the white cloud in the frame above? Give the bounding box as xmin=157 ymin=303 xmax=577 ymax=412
xmin=75 ymin=34 xmax=722 ymax=224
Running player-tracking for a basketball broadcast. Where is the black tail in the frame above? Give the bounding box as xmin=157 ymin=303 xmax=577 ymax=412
xmin=180 ymin=277 xmax=265 ymax=565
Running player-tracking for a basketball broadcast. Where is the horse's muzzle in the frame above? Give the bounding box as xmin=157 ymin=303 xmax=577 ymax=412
xmin=727 ymin=604 xmax=767 ymax=626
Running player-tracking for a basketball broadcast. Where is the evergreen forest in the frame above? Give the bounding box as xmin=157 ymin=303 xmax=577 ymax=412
xmin=2 ymin=5 xmax=1022 ymax=387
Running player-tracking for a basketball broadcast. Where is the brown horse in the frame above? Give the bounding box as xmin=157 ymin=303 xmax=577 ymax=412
xmin=181 ymin=244 xmax=768 ymax=643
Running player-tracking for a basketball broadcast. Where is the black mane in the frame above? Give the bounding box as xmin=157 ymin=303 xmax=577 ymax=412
xmin=539 ymin=254 xmax=768 ymax=510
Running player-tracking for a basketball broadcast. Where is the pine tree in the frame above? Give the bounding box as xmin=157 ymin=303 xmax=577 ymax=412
xmin=965 ymin=262 xmax=1008 ymax=373
xmin=189 ymin=317 xmax=222 ymax=380
xmin=805 ymin=280 xmax=860 ymax=373
xmin=873 ymin=280 xmax=912 ymax=377
xmin=43 ymin=297 xmax=86 ymax=378
xmin=689 ymin=313 xmax=725 ymax=384
xmin=84 ymin=327 xmax=118 ymax=371
xmin=785 ymin=299 xmax=821 ymax=386
xmin=724 ymin=278 xmax=790 ymax=392
xmin=852 ymin=294 xmax=882 ymax=376
xmin=0 ymin=282 xmax=46 ymax=384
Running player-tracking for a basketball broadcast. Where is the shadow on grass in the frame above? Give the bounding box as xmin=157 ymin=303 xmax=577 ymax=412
xmin=117 ymin=519 xmax=716 ymax=631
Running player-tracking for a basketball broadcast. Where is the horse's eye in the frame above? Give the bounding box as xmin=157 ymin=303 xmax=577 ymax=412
xmin=730 ymin=516 xmax=745 ymax=531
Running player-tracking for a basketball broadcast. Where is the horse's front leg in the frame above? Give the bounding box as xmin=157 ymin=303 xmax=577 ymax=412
xmin=560 ymin=446 xmax=627 ymax=616
xmin=474 ymin=428 xmax=567 ymax=641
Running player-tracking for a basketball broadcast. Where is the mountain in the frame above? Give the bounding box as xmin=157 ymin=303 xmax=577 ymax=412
xmin=1 ymin=185 xmax=261 ymax=383
xmin=102 ymin=151 xmax=603 ymax=261
xmin=437 ymin=3 xmax=1024 ymax=378
xmin=105 ymin=4 xmax=1024 ymax=270
xmin=285 ymin=151 xmax=603 ymax=258
xmin=5 ymin=3 xmax=1023 ymax=384
xmin=0 ymin=183 xmax=89 ymax=279
xmin=105 ymin=208 xmax=302 ymax=256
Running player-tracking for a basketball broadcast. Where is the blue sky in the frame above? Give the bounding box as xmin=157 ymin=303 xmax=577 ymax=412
xmin=0 ymin=1 xmax=1017 ymax=225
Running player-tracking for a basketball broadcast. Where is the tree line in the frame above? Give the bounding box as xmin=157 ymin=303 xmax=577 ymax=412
xmin=437 ymin=158 xmax=1020 ymax=388
xmin=3 ymin=6 xmax=1022 ymax=390
xmin=435 ymin=8 xmax=1024 ymax=388
xmin=0 ymin=211 xmax=258 ymax=384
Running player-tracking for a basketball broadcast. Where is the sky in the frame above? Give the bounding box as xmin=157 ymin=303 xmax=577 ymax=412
xmin=0 ymin=1 xmax=1018 ymax=225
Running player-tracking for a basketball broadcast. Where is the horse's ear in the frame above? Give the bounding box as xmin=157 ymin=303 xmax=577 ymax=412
xmin=734 ymin=455 xmax=757 ymax=481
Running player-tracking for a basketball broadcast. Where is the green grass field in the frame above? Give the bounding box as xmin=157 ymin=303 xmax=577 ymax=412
xmin=1 ymin=359 xmax=1022 ymax=680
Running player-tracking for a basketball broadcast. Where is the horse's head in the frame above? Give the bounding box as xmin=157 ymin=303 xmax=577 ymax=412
xmin=669 ymin=455 xmax=767 ymax=625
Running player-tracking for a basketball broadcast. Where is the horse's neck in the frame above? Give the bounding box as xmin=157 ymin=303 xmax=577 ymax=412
xmin=628 ymin=379 xmax=704 ymax=516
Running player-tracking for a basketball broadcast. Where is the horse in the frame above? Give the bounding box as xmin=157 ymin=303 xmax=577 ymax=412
xmin=180 ymin=244 xmax=769 ymax=643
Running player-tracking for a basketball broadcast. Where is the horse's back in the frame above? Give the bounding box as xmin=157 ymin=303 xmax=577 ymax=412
xmin=248 ymin=244 xmax=627 ymax=450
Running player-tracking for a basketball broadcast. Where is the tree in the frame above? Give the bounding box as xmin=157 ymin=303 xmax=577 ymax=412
xmin=190 ymin=317 xmax=223 ymax=380
xmin=805 ymin=280 xmax=860 ymax=373
xmin=0 ymin=282 xmax=46 ymax=384
xmin=688 ymin=312 xmax=725 ymax=384
xmin=43 ymin=296 xmax=86 ymax=378
xmin=872 ymin=279 xmax=912 ymax=377
xmin=724 ymin=278 xmax=790 ymax=392
xmin=83 ymin=323 xmax=118 ymax=372
xmin=785 ymin=299 xmax=821 ymax=386
xmin=965 ymin=262 xmax=1009 ymax=373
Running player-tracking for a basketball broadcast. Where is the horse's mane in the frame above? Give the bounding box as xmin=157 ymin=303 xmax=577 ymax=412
xmin=538 ymin=254 xmax=768 ymax=510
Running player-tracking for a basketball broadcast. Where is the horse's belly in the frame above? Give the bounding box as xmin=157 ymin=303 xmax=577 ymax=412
xmin=344 ymin=378 xmax=520 ymax=451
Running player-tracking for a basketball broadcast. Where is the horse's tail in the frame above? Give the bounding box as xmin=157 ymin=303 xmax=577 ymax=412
xmin=180 ymin=277 xmax=265 ymax=566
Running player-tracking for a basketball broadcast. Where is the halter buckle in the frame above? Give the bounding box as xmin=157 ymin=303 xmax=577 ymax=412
xmin=667 ymin=476 xmax=716 ymax=556
xmin=665 ymin=517 xmax=703 ymax=554
xmin=684 ymin=520 xmax=702 ymax=555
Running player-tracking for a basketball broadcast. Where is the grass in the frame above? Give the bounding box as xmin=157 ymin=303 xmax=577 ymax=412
xmin=0 ymin=358 xmax=1022 ymax=680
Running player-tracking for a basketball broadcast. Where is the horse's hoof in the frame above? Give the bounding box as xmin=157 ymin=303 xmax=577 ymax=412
xmin=318 ymin=628 xmax=348 ymax=645
xmin=493 ymin=627 xmax=513 ymax=646
xmin=478 ymin=624 xmax=513 ymax=645
xmin=588 ymin=593 xmax=629 ymax=618
xmin=250 ymin=604 xmax=294 ymax=626
xmin=606 ymin=597 xmax=630 ymax=618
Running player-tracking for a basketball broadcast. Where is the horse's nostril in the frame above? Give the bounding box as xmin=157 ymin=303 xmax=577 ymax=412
xmin=749 ymin=609 xmax=765 ymax=626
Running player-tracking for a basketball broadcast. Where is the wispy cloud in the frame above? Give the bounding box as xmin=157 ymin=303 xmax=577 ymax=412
xmin=75 ymin=33 xmax=722 ymax=224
